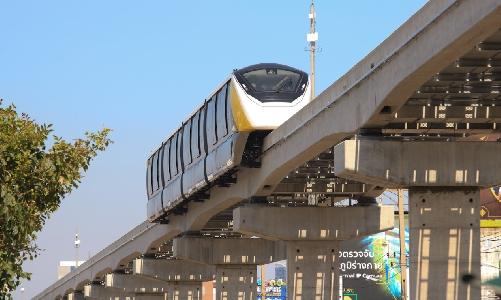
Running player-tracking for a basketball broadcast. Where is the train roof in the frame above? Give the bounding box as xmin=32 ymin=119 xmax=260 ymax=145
xmin=234 ymin=63 xmax=307 ymax=77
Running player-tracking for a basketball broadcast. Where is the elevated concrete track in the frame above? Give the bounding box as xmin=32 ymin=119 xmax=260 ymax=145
xmin=34 ymin=0 xmax=501 ymax=299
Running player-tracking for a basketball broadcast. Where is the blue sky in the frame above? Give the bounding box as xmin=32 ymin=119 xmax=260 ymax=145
xmin=0 ymin=1 xmax=426 ymax=298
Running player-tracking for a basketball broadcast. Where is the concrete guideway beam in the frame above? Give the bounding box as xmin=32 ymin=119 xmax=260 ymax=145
xmin=105 ymin=273 xmax=169 ymax=293
xmin=34 ymin=221 xmax=181 ymax=300
xmin=173 ymin=237 xmax=284 ymax=300
xmin=334 ymin=140 xmax=501 ymax=188
xmin=233 ymin=206 xmax=394 ymax=300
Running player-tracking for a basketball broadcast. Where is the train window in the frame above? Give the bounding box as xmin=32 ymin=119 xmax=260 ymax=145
xmin=216 ymin=85 xmax=228 ymax=138
xmin=234 ymin=64 xmax=308 ymax=103
xmin=157 ymin=149 xmax=162 ymax=189
xmin=183 ymin=120 xmax=192 ymax=165
xmin=146 ymin=157 xmax=152 ymax=196
xmin=158 ymin=146 xmax=164 ymax=189
xmin=152 ymin=151 xmax=159 ymax=192
xmin=170 ymin=134 xmax=177 ymax=177
xmin=226 ymin=83 xmax=233 ymax=131
xmin=191 ymin=111 xmax=200 ymax=159
xmin=242 ymin=68 xmax=301 ymax=93
xmin=206 ymin=97 xmax=217 ymax=146
xmin=224 ymin=83 xmax=229 ymax=133
xmin=199 ymin=105 xmax=207 ymax=154
xmin=176 ymin=129 xmax=183 ymax=172
xmin=162 ymin=139 xmax=171 ymax=182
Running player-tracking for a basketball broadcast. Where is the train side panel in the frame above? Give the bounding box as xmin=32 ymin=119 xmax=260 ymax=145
xmin=181 ymin=105 xmax=208 ymax=198
xmin=146 ymin=64 xmax=311 ymax=222
xmin=147 ymin=190 xmax=163 ymax=221
xmin=205 ymin=81 xmax=241 ymax=183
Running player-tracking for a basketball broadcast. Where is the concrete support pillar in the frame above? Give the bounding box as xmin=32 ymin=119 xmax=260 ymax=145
xmin=286 ymin=241 xmax=341 ymax=300
xmin=133 ymin=258 xmax=211 ymax=299
xmin=233 ymin=206 xmax=393 ymax=300
xmin=166 ymin=282 xmax=201 ymax=300
xmin=66 ymin=292 xmax=84 ymax=300
xmin=174 ymin=237 xmax=285 ymax=300
xmin=333 ymin=140 xmax=492 ymax=300
xmin=409 ymin=188 xmax=480 ymax=300
xmin=214 ymin=264 xmax=256 ymax=300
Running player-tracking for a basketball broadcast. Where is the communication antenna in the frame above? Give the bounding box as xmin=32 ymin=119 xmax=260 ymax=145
xmin=74 ymin=232 xmax=80 ymax=268
xmin=307 ymin=0 xmax=318 ymax=100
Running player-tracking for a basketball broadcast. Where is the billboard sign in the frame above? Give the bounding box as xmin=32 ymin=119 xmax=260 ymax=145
xmin=257 ymin=279 xmax=286 ymax=300
xmin=481 ymin=187 xmax=501 ymax=227
xmin=339 ymin=216 xmax=409 ymax=300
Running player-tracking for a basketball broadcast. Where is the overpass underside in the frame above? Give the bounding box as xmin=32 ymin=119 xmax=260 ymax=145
xmin=380 ymin=29 xmax=501 ymax=139
xmin=34 ymin=1 xmax=501 ymax=300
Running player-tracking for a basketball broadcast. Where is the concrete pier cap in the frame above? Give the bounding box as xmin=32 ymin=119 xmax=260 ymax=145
xmin=173 ymin=236 xmax=286 ymax=265
xmin=83 ymin=284 xmax=134 ymax=299
xmin=105 ymin=272 xmax=169 ymax=293
xmin=133 ymin=258 xmax=214 ymax=282
xmin=233 ymin=205 xmax=394 ymax=241
xmin=334 ymin=139 xmax=501 ymax=188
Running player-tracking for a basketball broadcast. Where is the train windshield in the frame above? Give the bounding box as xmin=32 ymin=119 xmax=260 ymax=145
xmin=242 ymin=68 xmax=301 ymax=93
xmin=235 ymin=64 xmax=308 ymax=103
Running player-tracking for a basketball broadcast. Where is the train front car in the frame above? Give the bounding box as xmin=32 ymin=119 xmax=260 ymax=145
xmin=231 ymin=63 xmax=311 ymax=131
xmin=146 ymin=63 xmax=310 ymax=223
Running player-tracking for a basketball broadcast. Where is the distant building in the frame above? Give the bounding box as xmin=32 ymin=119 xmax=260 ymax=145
xmin=274 ymin=265 xmax=286 ymax=280
xmin=58 ymin=261 xmax=85 ymax=279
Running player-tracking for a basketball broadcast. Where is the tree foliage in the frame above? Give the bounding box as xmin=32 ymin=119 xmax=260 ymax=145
xmin=0 ymin=100 xmax=112 ymax=298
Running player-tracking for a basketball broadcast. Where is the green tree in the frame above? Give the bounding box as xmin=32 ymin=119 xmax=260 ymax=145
xmin=0 ymin=100 xmax=112 ymax=298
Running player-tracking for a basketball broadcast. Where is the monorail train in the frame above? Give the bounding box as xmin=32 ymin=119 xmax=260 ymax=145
xmin=146 ymin=63 xmax=311 ymax=222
